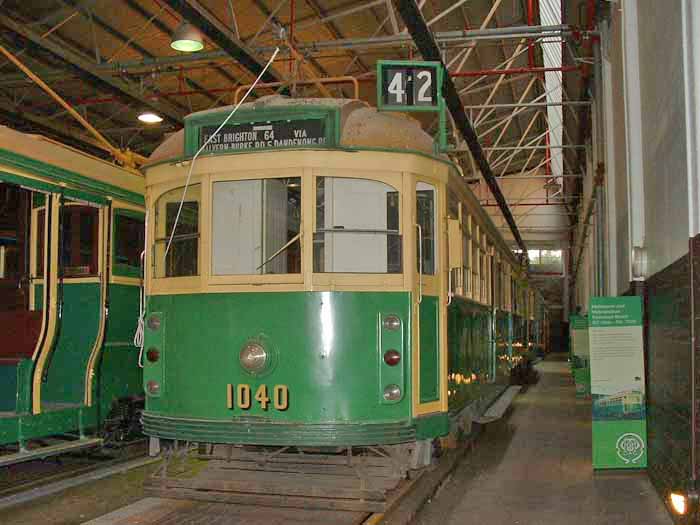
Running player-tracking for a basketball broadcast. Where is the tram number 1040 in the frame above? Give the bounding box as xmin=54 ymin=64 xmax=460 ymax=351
xmin=226 ymin=384 xmax=289 ymax=411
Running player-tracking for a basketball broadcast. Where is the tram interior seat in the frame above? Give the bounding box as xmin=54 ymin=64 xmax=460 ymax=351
xmin=0 ymin=310 xmax=41 ymax=362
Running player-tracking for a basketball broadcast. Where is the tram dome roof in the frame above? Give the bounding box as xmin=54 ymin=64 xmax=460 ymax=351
xmin=146 ymin=95 xmax=441 ymax=166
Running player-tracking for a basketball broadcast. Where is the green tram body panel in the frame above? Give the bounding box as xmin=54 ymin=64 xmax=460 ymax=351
xmin=143 ymin=291 xmax=415 ymax=446
xmin=42 ymin=283 xmax=102 ymax=405
xmin=0 ymin=282 xmax=143 ymax=446
xmin=142 ymin=291 xmax=517 ymax=446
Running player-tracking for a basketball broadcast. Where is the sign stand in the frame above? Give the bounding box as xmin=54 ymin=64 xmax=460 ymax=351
xmin=589 ymin=296 xmax=647 ymax=469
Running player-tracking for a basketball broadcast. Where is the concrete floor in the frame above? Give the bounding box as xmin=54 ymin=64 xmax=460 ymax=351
xmin=413 ymin=354 xmax=672 ymax=525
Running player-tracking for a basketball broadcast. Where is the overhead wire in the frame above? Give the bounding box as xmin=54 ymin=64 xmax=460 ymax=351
xmin=162 ymin=46 xmax=280 ymax=262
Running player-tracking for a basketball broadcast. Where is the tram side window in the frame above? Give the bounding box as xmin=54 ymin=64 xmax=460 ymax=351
xmin=212 ymin=178 xmax=301 ymax=275
xmin=416 ymin=182 xmax=436 ymax=275
xmin=114 ymin=211 xmax=145 ymax=276
xmin=61 ymin=205 xmax=99 ymax=277
xmin=155 ymin=185 xmax=200 ymax=278
xmin=462 ymin=222 xmax=471 ymax=298
xmin=472 ymin=227 xmax=480 ymax=299
xmin=314 ymin=177 xmax=401 ymax=274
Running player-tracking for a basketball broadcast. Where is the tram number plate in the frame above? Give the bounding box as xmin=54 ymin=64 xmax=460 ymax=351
xmin=226 ymin=384 xmax=289 ymax=411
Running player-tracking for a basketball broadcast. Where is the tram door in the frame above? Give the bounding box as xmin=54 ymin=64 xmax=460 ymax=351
xmin=0 ymin=183 xmax=43 ymax=361
xmin=35 ymin=199 xmax=106 ymax=412
xmin=414 ymin=181 xmax=442 ymax=415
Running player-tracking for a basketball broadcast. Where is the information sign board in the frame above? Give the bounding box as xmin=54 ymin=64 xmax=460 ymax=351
xmin=589 ymin=296 xmax=647 ymax=469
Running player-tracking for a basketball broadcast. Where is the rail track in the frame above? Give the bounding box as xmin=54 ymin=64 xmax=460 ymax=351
xmin=85 ymin=433 xmax=478 ymax=525
xmin=0 ymin=439 xmax=148 ymax=504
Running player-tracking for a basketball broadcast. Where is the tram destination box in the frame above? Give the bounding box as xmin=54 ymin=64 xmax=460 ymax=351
xmin=200 ymin=118 xmax=327 ymax=153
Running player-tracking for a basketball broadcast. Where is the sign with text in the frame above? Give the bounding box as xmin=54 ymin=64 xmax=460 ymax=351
xmin=377 ymin=61 xmax=442 ymax=112
xmin=200 ymin=118 xmax=327 ymax=153
xmin=569 ymin=315 xmax=590 ymax=397
xmin=589 ymin=296 xmax=647 ymax=469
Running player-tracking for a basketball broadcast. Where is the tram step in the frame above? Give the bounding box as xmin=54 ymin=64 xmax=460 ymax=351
xmin=0 ymin=437 xmax=103 ymax=467
xmin=474 ymin=385 xmax=522 ymax=424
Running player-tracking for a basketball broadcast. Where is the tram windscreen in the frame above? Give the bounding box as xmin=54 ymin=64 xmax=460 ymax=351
xmin=314 ymin=177 xmax=401 ymax=274
xmin=212 ymin=178 xmax=301 ymax=275
xmin=154 ymin=184 xmax=200 ymax=278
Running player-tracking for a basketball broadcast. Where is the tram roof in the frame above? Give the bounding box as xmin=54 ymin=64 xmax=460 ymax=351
xmin=146 ymin=95 xmax=443 ymax=167
xmin=0 ymin=126 xmax=144 ymax=198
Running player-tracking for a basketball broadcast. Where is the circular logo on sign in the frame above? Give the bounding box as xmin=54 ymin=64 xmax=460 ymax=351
xmin=616 ymin=433 xmax=645 ymax=464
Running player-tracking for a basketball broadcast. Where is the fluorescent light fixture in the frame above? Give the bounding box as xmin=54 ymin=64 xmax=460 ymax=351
xmin=670 ymin=493 xmax=687 ymax=515
xmin=138 ymin=111 xmax=163 ymax=124
xmin=171 ymin=22 xmax=204 ymax=52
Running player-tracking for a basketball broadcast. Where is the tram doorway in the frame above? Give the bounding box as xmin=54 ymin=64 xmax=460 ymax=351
xmin=0 ymin=183 xmax=42 ymax=361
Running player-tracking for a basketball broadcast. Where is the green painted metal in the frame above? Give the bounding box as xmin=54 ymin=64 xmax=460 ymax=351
xmin=142 ymin=414 xmax=416 ymax=446
xmin=183 ymin=106 xmax=342 ymax=157
xmin=143 ymin=291 xmax=414 ymax=445
xmin=0 ymin=170 xmax=108 ymax=205
xmin=0 ymin=365 xmax=17 ymax=411
xmin=0 ymin=149 xmax=143 ymax=205
xmin=42 ymin=282 xmax=102 ymax=404
xmin=418 ymin=295 xmax=440 ymax=403
xmin=413 ymin=412 xmax=449 ymax=440
xmin=446 ymin=297 xmax=507 ymax=414
xmin=16 ymin=359 xmax=32 ymax=414
xmin=0 ymin=406 xmax=99 ymax=446
xmin=97 ymin=283 xmax=143 ymax=414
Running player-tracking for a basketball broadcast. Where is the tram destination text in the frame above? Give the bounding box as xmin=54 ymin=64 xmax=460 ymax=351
xmin=200 ymin=119 xmax=327 ymax=152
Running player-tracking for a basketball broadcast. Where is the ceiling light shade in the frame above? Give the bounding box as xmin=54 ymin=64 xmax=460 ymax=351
xmin=171 ymin=22 xmax=204 ymax=52
xmin=138 ymin=111 xmax=163 ymax=124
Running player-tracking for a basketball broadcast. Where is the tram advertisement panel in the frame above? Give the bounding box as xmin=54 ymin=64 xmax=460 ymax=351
xmin=589 ymin=296 xmax=647 ymax=469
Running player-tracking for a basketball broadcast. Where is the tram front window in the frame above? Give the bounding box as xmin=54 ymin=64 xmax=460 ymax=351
xmin=314 ymin=177 xmax=401 ymax=274
xmin=212 ymin=178 xmax=301 ymax=275
xmin=154 ymin=184 xmax=200 ymax=278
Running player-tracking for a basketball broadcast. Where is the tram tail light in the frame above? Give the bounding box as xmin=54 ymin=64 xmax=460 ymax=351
xmin=146 ymin=348 xmax=160 ymax=363
xmin=146 ymin=380 xmax=161 ymax=396
xmin=383 ymin=349 xmax=401 ymax=366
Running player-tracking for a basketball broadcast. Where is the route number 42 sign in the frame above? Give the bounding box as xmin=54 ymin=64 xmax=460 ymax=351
xmin=377 ymin=61 xmax=443 ymax=112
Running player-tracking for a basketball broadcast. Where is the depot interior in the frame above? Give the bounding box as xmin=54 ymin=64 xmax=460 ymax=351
xmin=0 ymin=0 xmax=698 ymax=524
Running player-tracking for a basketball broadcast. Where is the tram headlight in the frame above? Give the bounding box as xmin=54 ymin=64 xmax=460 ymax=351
xmin=147 ymin=314 xmax=161 ymax=331
xmin=146 ymin=380 xmax=160 ymax=395
xmin=383 ymin=315 xmax=401 ymax=331
xmin=239 ymin=342 xmax=268 ymax=373
xmin=383 ymin=349 xmax=401 ymax=366
xmin=383 ymin=384 xmax=402 ymax=401
xmin=671 ymin=493 xmax=687 ymax=515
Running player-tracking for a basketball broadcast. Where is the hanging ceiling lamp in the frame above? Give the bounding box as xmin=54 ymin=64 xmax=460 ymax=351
xmin=138 ymin=111 xmax=163 ymax=124
xmin=170 ymin=22 xmax=204 ymax=52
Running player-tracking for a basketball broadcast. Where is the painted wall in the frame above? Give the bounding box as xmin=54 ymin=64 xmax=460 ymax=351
xmin=606 ymin=8 xmax=631 ymax=295
xmin=637 ymin=0 xmax=689 ymax=276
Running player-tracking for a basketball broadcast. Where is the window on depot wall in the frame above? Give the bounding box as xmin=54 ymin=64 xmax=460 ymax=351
xmin=528 ymin=248 xmax=563 ymax=274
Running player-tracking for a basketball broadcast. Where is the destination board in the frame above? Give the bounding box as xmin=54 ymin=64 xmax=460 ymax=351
xmin=200 ymin=118 xmax=327 ymax=152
